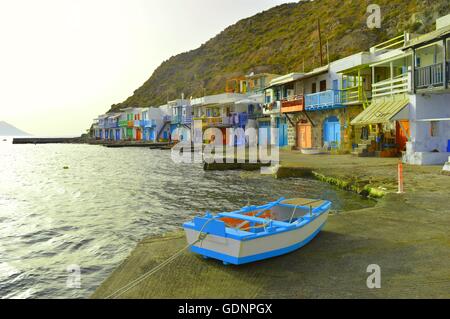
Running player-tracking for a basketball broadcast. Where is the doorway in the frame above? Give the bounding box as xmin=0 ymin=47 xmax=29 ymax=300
xmin=297 ymin=122 xmax=312 ymax=149
xmin=323 ymin=116 xmax=341 ymax=148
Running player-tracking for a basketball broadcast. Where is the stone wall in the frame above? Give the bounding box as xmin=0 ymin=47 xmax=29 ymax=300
xmin=283 ymin=105 xmax=363 ymax=151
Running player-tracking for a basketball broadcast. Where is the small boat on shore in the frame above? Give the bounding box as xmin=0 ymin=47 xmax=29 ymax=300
xmin=183 ymin=197 xmax=331 ymax=265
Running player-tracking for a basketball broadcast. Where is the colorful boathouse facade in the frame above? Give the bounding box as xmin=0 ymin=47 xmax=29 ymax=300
xmin=92 ymin=13 xmax=450 ymax=165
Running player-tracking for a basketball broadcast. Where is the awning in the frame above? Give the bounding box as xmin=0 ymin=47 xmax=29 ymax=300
xmin=235 ymin=98 xmax=259 ymax=104
xmin=351 ymin=97 xmax=410 ymax=126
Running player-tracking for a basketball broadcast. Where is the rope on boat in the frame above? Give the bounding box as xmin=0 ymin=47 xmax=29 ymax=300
xmin=104 ymin=218 xmax=214 ymax=299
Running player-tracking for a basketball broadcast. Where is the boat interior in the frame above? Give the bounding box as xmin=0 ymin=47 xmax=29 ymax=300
xmin=217 ymin=198 xmax=327 ymax=234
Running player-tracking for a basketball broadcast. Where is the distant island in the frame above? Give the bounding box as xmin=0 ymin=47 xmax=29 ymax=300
xmin=0 ymin=121 xmax=31 ymax=136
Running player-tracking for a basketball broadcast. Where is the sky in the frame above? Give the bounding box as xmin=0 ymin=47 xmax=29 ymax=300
xmin=0 ymin=0 xmax=292 ymax=136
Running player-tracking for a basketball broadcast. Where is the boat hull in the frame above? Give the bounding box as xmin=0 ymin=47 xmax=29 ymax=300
xmin=184 ymin=210 xmax=328 ymax=265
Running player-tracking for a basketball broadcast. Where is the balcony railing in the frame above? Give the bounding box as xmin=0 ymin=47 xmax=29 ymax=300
xmin=281 ymin=95 xmax=304 ymax=113
xmin=415 ymin=63 xmax=444 ymax=89
xmin=104 ymin=121 xmax=119 ymax=128
xmin=183 ymin=115 xmax=193 ymax=125
xmin=172 ymin=115 xmax=192 ymax=125
xmin=372 ymin=74 xmax=409 ymax=98
xmin=305 ymin=90 xmax=342 ymax=111
xmin=206 ymin=117 xmax=223 ymax=127
xmin=371 ymin=33 xmax=405 ymax=54
xmin=118 ymin=120 xmax=128 ymax=127
xmin=163 ymin=115 xmax=172 ymax=122
xmin=140 ymin=119 xmax=156 ymax=127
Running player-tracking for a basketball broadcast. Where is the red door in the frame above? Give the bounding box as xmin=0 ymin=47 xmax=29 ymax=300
xmin=136 ymin=129 xmax=142 ymax=141
xmin=396 ymin=120 xmax=409 ymax=151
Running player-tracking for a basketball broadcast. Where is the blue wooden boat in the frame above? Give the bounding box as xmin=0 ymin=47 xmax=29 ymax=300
xmin=183 ymin=198 xmax=331 ymax=265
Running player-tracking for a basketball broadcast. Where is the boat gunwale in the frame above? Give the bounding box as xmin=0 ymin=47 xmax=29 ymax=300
xmin=183 ymin=199 xmax=332 ymax=241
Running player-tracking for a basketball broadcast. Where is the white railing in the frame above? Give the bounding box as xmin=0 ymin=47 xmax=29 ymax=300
xmin=371 ymin=34 xmax=405 ymax=54
xmin=372 ymin=74 xmax=409 ymax=98
xmin=415 ymin=63 xmax=444 ymax=89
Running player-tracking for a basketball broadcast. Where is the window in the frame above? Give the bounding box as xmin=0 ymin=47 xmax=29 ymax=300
xmin=332 ymin=80 xmax=339 ymax=90
xmin=430 ymin=121 xmax=439 ymax=137
xmin=320 ymin=80 xmax=327 ymax=92
xmin=312 ymin=83 xmax=317 ymax=93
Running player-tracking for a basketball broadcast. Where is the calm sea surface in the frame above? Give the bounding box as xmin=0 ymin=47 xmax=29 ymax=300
xmin=0 ymin=139 xmax=374 ymax=298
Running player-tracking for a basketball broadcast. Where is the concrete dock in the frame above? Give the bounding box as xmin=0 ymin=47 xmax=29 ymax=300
xmin=92 ymin=152 xmax=450 ymax=299
xmin=12 ymin=137 xmax=85 ymax=144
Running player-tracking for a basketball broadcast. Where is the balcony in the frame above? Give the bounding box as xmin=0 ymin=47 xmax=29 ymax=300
xmin=119 ymin=120 xmax=128 ymax=127
xmin=183 ymin=115 xmax=193 ymax=125
xmin=163 ymin=115 xmax=172 ymax=122
xmin=305 ymin=90 xmax=343 ymax=111
xmin=104 ymin=122 xmax=118 ymax=129
xmin=263 ymin=101 xmax=281 ymax=114
xmin=140 ymin=119 xmax=156 ymax=127
xmin=172 ymin=115 xmax=192 ymax=125
xmin=206 ymin=116 xmax=224 ymax=127
xmin=372 ymin=74 xmax=409 ymax=98
xmin=281 ymin=95 xmax=304 ymax=113
xmin=415 ymin=63 xmax=445 ymax=90
xmin=127 ymin=120 xmax=134 ymax=128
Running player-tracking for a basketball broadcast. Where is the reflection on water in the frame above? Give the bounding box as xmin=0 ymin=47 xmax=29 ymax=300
xmin=0 ymin=142 xmax=374 ymax=298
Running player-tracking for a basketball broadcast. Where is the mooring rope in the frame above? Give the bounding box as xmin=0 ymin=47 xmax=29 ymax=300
xmin=105 ymin=218 xmax=214 ymax=299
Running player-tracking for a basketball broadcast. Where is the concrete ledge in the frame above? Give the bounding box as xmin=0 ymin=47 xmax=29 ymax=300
xmin=404 ymin=152 xmax=450 ymax=165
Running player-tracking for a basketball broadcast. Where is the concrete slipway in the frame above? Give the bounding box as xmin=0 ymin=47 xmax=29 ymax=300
xmin=92 ymin=152 xmax=450 ymax=299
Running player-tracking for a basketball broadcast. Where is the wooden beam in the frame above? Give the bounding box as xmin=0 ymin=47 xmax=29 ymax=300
xmin=318 ymin=19 xmax=323 ymax=66
xmin=444 ymin=39 xmax=448 ymax=89
xmin=284 ymin=113 xmax=296 ymax=128
xmin=302 ymin=110 xmax=316 ymax=127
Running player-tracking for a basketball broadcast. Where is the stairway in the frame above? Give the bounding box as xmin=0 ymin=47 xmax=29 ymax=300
xmin=351 ymin=132 xmax=377 ymax=157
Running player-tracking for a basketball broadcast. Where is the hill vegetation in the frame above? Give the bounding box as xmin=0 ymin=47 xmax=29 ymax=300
xmin=109 ymin=0 xmax=450 ymax=112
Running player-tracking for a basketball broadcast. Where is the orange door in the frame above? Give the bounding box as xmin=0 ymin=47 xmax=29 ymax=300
xmin=297 ymin=123 xmax=312 ymax=149
xmin=136 ymin=129 xmax=142 ymax=141
xmin=396 ymin=120 xmax=409 ymax=151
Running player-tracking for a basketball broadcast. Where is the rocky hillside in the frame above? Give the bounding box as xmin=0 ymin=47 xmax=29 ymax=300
xmin=109 ymin=0 xmax=450 ymax=111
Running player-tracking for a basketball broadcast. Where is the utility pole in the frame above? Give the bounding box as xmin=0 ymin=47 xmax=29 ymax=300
xmin=318 ymin=19 xmax=323 ymax=66
xmin=326 ymin=39 xmax=330 ymax=65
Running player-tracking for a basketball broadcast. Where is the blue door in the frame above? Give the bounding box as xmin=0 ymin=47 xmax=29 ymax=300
xmin=258 ymin=121 xmax=271 ymax=146
xmin=279 ymin=123 xmax=288 ymax=147
xmin=275 ymin=117 xmax=288 ymax=147
xmin=323 ymin=116 xmax=341 ymax=148
xmin=115 ymin=130 xmax=120 ymax=140
xmin=150 ymin=129 xmax=155 ymax=141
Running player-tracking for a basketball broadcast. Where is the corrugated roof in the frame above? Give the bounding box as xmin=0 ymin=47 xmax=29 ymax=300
xmin=268 ymin=73 xmax=304 ymax=87
xmin=351 ymin=96 xmax=410 ymax=126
